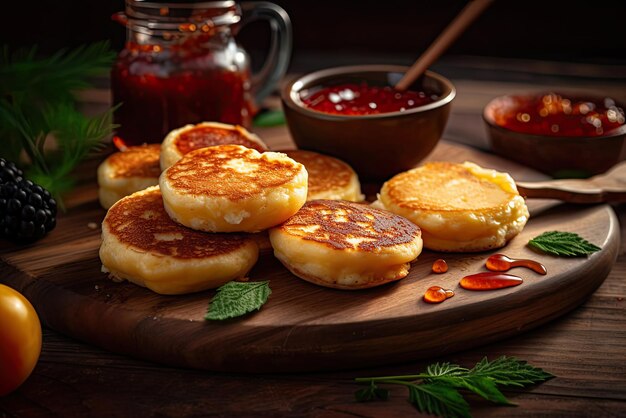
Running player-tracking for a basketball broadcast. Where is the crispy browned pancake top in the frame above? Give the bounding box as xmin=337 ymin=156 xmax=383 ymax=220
xmin=108 ymin=144 xmax=161 ymax=178
xmin=175 ymin=125 xmax=266 ymax=155
xmin=383 ymin=162 xmax=514 ymax=212
xmin=276 ymin=200 xmax=420 ymax=251
xmin=164 ymin=145 xmax=303 ymax=200
xmin=104 ymin=188 xmax=250 ymax=259
xmin=283 ymin=150 xmax=353 ymax=196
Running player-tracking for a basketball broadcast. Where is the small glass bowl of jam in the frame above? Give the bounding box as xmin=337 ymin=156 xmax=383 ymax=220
xmin=280 ymin=65 xmax=456 ymax=181
xmin=484 ymin=92 xmax=626 ymax=178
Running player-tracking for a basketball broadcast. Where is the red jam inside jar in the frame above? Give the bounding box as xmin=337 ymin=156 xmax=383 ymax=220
xmin=300 ymin=82 xmax=439 ymax=116
xmin=493 ymin=93 xmax=625 ymax=137
xmin=111 ymin=43 xmax=253 ymax=146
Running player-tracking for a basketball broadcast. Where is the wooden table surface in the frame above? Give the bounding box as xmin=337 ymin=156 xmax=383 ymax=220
xmin=1 ymin=58 xmax=626 ymax=417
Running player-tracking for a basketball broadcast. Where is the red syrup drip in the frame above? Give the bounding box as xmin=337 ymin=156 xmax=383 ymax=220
xmin=423 ymin=286 xmax=455 ymax=304
xmin=459 ymin=272 xmax=523 ymax=290
xmin=432 ymin=258 xmax=448 ymax=273
xmin=486 ymin=254 xmax=547 ymax=275
xmin=112 ymin=135 xmax=130 ymax=151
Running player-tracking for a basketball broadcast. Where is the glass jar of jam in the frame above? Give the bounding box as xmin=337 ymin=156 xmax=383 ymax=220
xmin=111 ymin=0 xmax=291 ymax=146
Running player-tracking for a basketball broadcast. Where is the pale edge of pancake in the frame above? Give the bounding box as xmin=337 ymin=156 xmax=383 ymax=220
xmin=307 ymin=172 xmax=365 ymax=202
xmin=160 ymin=122 xmax=268 ymax=170
xmin=99 ymin=188 xmax=259 ymax=295
xmin=377 ymin=161 xmax=530 ymax=252
xmin=159 ymin=151 xmax=308 ymax=233
xmin=97 ymin=158 xmax=159 ymax=209
xmin=268 ymin=225 xmax=423 ymax=289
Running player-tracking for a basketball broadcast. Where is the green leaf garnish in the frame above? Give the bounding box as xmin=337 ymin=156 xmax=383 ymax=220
xmin=354 ymin=356 xmax=553 ymax=417
xmin=253 ymin=109 xmax=286 ymax=127
xmin=205 ymin=280 xmax=271 ymax=320
xmin=528 ymin=231 xmax=601 ymax=257
xmin=408 ymin=382 xmax=471 ymax=418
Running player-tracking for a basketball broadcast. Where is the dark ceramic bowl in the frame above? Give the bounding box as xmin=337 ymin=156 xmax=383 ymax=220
xmin=280 ymin=65 xmax=455 ymax=181
xmin=484 ymin=94 xmax=626 ymax=178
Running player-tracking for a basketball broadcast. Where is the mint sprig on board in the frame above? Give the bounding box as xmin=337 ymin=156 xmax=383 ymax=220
xmin=205 ymin=281 xmax=271 ymax=320
xmin=355 ymin=356 xmax=554 ymax=418
xmin=528 ymin=231 xmax=601 ymax=257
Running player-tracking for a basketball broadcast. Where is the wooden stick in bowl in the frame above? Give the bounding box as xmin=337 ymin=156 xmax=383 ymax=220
xmin=395 ymin=0 xmax=494 ymax=91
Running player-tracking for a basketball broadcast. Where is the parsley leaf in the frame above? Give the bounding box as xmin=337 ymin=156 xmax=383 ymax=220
xmin=528 ymin=231 xmax=601 ymax=257
xmin=354 ymin=356 xmax=553 ymax=417
xmin=408 ymin=382 xmax=471 ymax=418
xmin=205 ymin=280 xmax=271 ymax=320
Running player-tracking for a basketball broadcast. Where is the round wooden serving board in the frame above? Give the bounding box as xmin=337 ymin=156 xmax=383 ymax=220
xmin=0 ymin=142 xmax=619 ymax=373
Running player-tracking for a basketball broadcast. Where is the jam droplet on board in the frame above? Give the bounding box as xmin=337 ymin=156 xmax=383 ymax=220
xmin=460 ymin=272 xmax=523 ymax=290
xmin=432 ymin=259 xmax=448 ymax=273
xmin=486 ymin=254 xmax=547 ymax=275
xmin=423 ymin=286 xmax=455 ymax=303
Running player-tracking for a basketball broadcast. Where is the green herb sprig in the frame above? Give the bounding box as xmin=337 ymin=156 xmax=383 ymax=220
xmin=528 ymin=231 xmax=601 ymax=257
xmin=253 ymin=109 xmax=286 ymax=127
xmin=355 ymin=356 xmax=553 ymax=418
xmin=205 ymin=280 xmax=271 ymax=320
xmin=0 ymin=41 xmax=116 ymax=207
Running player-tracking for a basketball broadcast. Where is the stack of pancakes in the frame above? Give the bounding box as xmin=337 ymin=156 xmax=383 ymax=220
xmin=98 ymin=123 xmax=365 ymax=209
xmin=99 ymin=121 xmax=529 ymax=295
xmin=100 ymin=122 xmax=421 ymax=294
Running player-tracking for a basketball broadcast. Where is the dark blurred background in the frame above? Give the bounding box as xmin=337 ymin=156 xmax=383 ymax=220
xmin=1 ymin=0 xmax=625 ymax=72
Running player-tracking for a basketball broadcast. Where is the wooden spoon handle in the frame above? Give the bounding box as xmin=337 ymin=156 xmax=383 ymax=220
xmin=516 ymin=181 xmax=620 ymax=203
xmin=517 ymin=161 xmax=626 ymax=203
xmin=395 ymin=0 xmax=494 ymax=91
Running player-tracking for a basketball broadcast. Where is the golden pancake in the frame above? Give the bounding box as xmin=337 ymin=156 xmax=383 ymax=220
xmin=269 ymin=199 xmax=423 ymax=289
xmin=378 ymin=161 xmax=529 ymax=252
xmin=99 ymin=186 xmax=258 ymax=295
xmin=281 ymin=150 xmax=364 ymax=201
xmin=160 ymin=144 xmax=308 ymax=232
xmin=160 ymin=122 xmax=268 ymax=170
xmin=97 ymin=144 xmax=161 ymax=209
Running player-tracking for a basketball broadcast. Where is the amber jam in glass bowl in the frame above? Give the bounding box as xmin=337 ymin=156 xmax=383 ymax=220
xmin=484 ymin=92 xmax=626 ymax=178
xmin=281 ymin=65 xmax=455 ymax=181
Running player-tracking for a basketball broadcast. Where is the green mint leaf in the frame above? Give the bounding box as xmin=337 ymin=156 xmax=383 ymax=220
xmin=469 ymin=356 xmax=554 ymax=387
xmin=253 ymin=110 xmax=286 ymax=127
xmin=528 ymin=231 xmax=601 ymax=257
xmin=407 ymin=382 xmax=471 ymax=418
xmin=205 ymin=280 xmax=271 ymax=320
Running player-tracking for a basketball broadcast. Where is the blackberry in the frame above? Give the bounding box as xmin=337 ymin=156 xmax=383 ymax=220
xmin=0 ymin=158 xmax=24 ymax=184
xmin=0 ymin=162 xmax=57 ymax=242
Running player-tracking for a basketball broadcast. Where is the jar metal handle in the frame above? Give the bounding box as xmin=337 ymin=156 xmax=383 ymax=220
xmin=240 ymin=2 xmax=292 ymax=105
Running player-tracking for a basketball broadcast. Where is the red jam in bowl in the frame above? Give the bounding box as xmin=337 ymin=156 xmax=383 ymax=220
xmin=492 ymin=93 xmax=625 ymax=137
xmin=300 ymin=82 xmax=439 ymax=116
